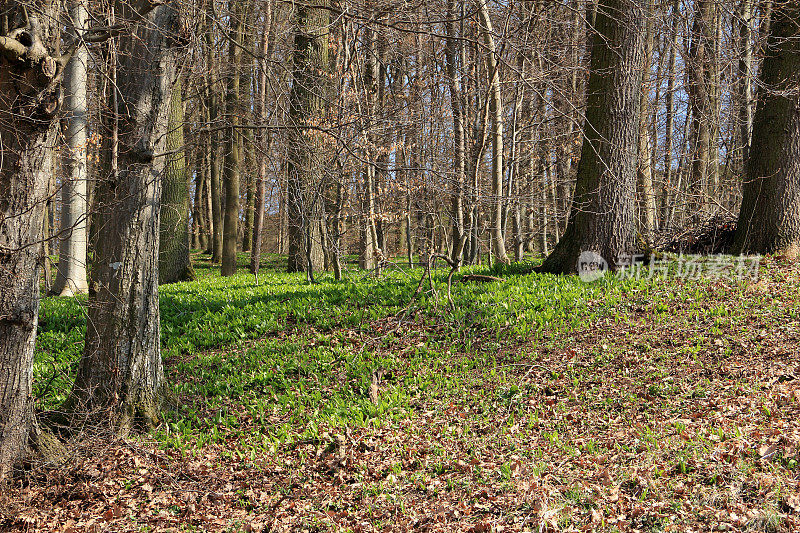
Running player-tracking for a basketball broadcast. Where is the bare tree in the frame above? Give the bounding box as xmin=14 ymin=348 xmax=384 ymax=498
xmin=53 ymin=0 xmax=90 ymax=296
xmin=159 ymin=75 xmax=195 ymax=284
xmin=688 ymin=0 xmax=721 ymax=219
xmin=0 ymin=0 xmax=69 ymax=479
xmin=477 ymin=0 xmax=509 ymax=264
xmin=68 ymin=1 xmax=183 ymax=429
xmin=538 ymin=0 xmax=645 ymax=274
xmin=250 ymin=1 xmax=274 ymax=278
xmin=221 ymin=2 xmax=243 ymax=277
xmin=733 ymin=1 xmax=800 ymax=256
xmin=287 ymin=0 xmax=329 ymax=276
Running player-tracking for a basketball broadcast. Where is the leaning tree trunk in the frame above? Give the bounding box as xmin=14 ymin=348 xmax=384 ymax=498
xmin=69 ymin=3 xmax=182 ymax=430
xmin=159 ymin=76 xmax=195 ymax=284
xmin=53 ymin=0 xmax=90 ymax=296
xmin=538 ymin=0 xmax=644 ymax=275
xmin=733 ymin=2 xmax=800 ymax=257
xmin=0 ymin=4 xmax=64 ymax=479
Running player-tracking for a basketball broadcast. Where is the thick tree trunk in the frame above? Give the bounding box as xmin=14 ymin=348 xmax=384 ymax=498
xmin=53 ymin=0 xmax=90 ymax=296
xmin=0 ymin=116 xmax=53 ymax=480
xmin=70 ymin=4 xmax=181 ymax=429
xmin=159 ymin=76 xmax=195 ymax=284
xmin=0 ymin=2 xmax=64 ymax=480
xmin=538 ymin=0 xmax=644 ymax=275
xmin=287 ymin=0 xmax=329 ymax=274
xmin=733 ymin=3 xmax=800 ymax=257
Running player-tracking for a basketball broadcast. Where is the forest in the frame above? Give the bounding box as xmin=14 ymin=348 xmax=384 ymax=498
xmin=1 ymin=0 xmax=800 ymax=531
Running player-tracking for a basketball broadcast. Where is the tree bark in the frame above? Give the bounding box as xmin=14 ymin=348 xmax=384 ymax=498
xmin=358 ymin=22 xmax=381 ymax=272
xmin=476 ymin=0 xmax=509 ymax=264
xmin=205 ymin=6 xmax=223 ymax=263
xmin=208 ymin=90 xmax=224 ymax=262
xmin=221 ymin=4 xmax=243 ymax=277
xmin=53 ymin=0 xmax=90 ymax=296
xmin=159 ymin=76 xmax=195 ymax=284
xmin=250 ymin=0 xmax=273 ymax=277
xmin=192 ymin=135 xmax=207 ymax=251
xmin=661 ymin=0 xmax=680 ymax=229
xmin=287 ymin=0 xmax=329 ymax=274
xmin=637 ymin=2 xmax=657 ymax=244
xmin=738 ymin=0 xmax=755 ymax=162
xmin=733 ymin=2 xmax=800 ymax=257
xmin=0 ymin=2 xmax=64 ymax=480
xmin=70 ymin=3 xmax=182 ymax=430
xmin=537 ymin=0 xmax=644 ymax=274
xmin=240 ymin=62 xmax=255 ymax=254
xmin=688 ymin=0 xmax=720 ymax=219
xmin=445 ymin=0 xmax=466 ymax=265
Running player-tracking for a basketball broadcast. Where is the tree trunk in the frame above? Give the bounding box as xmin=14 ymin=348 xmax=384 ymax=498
xmin=240 ymin=62 xmax=255 ymax=254
xmin=733 ymin=3 xmax=800 ymax=257
xmin=538 ymin=0 xmax=644 ymax=274
xmin=0 ymin=2 xmax=64 ymax=480
xmin=445 ymin=0 xmax=466 ymax=265
xmin=221 ymin=5 xmax=242 ymax=277
xmin=53 ymin=0 xmax=90 ymax=296
xmin=738 ymin=0 xmax=755 ymax=162
xmin=192 ymin=136 xmax=208 ymax=251
xmin=203 ymin=145 xmax=214 ymax=252
xmin=637 ymin=3 xmax=657 ymax=244
xmin=661 ymin=0 xmax=679 ymax=229
xmin=208 ymin=91 xmax=224 ymax=262
xmin=250 ymin=1 xmax=273 ymax=277
xmin=476 ymin=0 xmax=509 ymax=264
xmin=688 ymin=0 xmax=720 ymax=219
xmin=159 ymin=76 xmax=195 ymax=284
xmin=358 ymin=22 xmax=381 ymax=273
xmin=204 ymin=4 xmax=223 ymax=263
xmin=287 ymin=0 xmax=329 ymax=274
xmin=70 ymin=3 xmax=182 ymax=429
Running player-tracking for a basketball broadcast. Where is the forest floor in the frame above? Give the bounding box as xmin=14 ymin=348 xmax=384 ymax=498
xmin=3 ymin=253 xmax=800 ymax=532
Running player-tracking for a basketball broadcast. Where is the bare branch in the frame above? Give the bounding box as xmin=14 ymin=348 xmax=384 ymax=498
xmin=0 ymin=35 xmax=27 ymax=61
